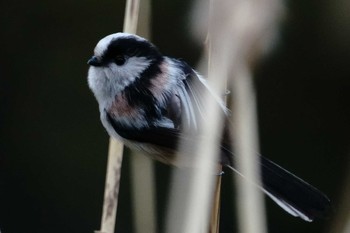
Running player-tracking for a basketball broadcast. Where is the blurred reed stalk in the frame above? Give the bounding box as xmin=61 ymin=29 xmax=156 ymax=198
xmin=95 ymin=0 xmax=140 ymax=232
xmin=130 ymin=0 xmax=157 ymax=232
xmin=165 ymin=1 xmax=232 ymax=233
xmin=222 ymin=1 xmax=282 ymax=233
xmin=207 ymin=1 xmax=223 ymax=232
xmin=165 ymin=62 xmax=226 ymax=233
xmin=231 ymin=67 xmax=267 ymax=233
xmin=209 ymin=1 xmax=283 ymax=232
xmin=180 ymin=0 xmax=282 ymax=232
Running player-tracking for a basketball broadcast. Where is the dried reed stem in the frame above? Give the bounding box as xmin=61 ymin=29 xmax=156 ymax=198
xmin=165 ymin=87 xmax=225 ymax=233
xmin=209 ymin=167 xmax=222 ymax=233
xmin=123 ymin=0 xmax=140 ymax=35
xmin=129 ymin=1 xmax=157 ymax=232
xmin=165 ymin=2 xmax=230 ymax=232
xmin=223 ymin=1 xmax=282 ymax=233
xmin=191 ymin=1 xmax=282 ymax=233
xmin=95 ymin=0 xmax=140 ymax=232
xmin=230 ymin=66 xmax=267 ymax=233
xmin=129 ymin=5 xmax=157 ymax=232
xmin=207 ymin=1 xmax=223 ymax=229
xmin=95 ymin=139 xmax=124 ymax=233
xmin=130 ymin=153 xmax=157 ymax=233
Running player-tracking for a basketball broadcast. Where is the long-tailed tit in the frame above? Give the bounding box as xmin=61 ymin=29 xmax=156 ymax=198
xmin=87 ymin=33 xmax=330 ymax=221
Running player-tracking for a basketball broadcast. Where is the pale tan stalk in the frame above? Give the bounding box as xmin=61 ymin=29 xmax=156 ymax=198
xmin=220 ymin=1 xmax=282 ymax=233
xmin=207 ymin=1 xmax=223 ymax=231
xmin=95 ymin=139 xmax=124 ymax=233
xmin=129 ymin=1 xmax=157 ymax=232
xmin=166 ymin=1 xmax=282 ymax=233
xmin=95 ymin=0 xmax=141 ymax=232
xmin=128 ymin=7 xmax=158 ymax=233
xmin=165 ymin=2 xmax=230 ymax=233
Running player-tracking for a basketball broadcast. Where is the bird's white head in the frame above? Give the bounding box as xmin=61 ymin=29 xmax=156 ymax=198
xmin=87 ymin=33 xmax=163 ymax=109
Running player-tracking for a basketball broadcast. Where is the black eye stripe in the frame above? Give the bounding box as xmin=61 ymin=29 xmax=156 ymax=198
xmin=114 ymin=55 xmax=126 ymax=66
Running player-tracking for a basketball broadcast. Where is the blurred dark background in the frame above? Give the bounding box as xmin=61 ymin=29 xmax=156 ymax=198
xmin=0 ymin=0 xmax=349 ymax=232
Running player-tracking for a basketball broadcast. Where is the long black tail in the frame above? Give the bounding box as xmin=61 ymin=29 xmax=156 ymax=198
xmin=226 ymin=155 xmax=331 ymax=222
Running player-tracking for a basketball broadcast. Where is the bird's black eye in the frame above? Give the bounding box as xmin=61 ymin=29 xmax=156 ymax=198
xmin=114 ymin=55 xmax=126 ymax=66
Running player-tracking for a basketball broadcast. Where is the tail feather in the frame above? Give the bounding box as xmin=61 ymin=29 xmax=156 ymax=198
xmin=226 ymin=155 xmax=331 ymax=221
xmin=260 ymin=156 xmax=330 ymax=221
xmin=264 ymin=191 xmax=312 ymax=221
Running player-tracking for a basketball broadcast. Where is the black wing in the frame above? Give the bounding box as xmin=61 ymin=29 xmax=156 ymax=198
xmin=106 ymin=59 xmax=219 ymax=152
xmin=106 ymin=111 xmax=180 ymax=150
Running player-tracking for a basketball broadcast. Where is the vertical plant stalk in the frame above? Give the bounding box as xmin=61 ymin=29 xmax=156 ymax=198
xmin=165 ymin=84 xmax=226 ymax=233
xmin=95 ymin=139 xmax=125 ymax=233
xmin=165 ymin=2 xmax=229 ymax=232
xmin=224 ymin=1 xmax=282 ymax=233
xmin=95 ymin=0 xmax=140 ymax=233
xmin=123 ymin=0 xmax=140 ymax=35
xmin=130 ymin=3 xmax=157 ymax=233
xmin=230 ymin=66 xmax=267 ymax=233
xmin=130 ymin=153 xmax=157 ymax=233
xmin=207 ymin=1 xmax=223 ymax=229
xmin=130 ymin=0 xmax=157 ymax=233
xmin=191 ymin=1 xmax=282 ymax=233
xmin=209 ymin=166 xmax=222 ymax=233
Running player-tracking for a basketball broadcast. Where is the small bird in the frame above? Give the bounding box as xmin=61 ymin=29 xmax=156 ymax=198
xmin=87 ymin=32 xmax=330 ymax=222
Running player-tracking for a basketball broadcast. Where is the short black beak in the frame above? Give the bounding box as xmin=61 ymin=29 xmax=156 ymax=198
xmin=87 ymin=56 xmax=102 ymax=67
